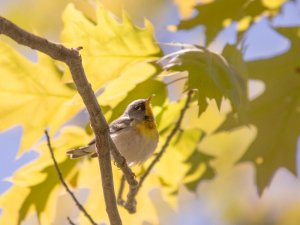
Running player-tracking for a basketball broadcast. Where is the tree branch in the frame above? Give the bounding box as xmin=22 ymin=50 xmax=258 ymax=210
xmin=119 ymin=90 xmax=194 ymax=213
xmin=67 ymin=217 xmax=77 ymax=225
xmin=0 ymin=16 xmax=125 ymax=225
xmin=117 ymin=175 xmax=126 ymax=206
xmin=45 ymin=130 xmax=97 ymax=225
xmin=140 ymin=90 xmax=193 ymax=185
xmin=67 ymin=217 xmax=76 ymax=225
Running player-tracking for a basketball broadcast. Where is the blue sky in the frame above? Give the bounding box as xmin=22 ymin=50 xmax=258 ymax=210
xmin=0 ymin=127 xmax=38 ymax=194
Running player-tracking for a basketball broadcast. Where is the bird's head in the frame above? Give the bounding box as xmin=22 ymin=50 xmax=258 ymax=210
xmin=123 ymin=95 xmax=155 ymax=122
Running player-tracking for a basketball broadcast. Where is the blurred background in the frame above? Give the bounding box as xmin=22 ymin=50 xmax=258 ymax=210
xmin=1 ymin=0 xmax=300 ymax=225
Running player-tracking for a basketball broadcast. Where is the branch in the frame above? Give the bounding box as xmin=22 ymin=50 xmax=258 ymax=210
xmin=117 ymin=175 xmax=126 ymax=206
xmin=45 ymin=130 xmax=97 ymax=225
xmin=140 ymin=90 xmax=193 ymax=184
xmin=0 ymin=16 xmax=123 ymax=225
xmin=67 ymin=217 xmax=77 ymax=225
xmin=120 ymin=90 xmax=194 ymax=213
xmin=110 ymin=141 xmax=138 ymax=200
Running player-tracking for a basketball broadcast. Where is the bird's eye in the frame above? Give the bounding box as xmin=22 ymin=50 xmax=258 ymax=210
xmin=134 ymin=104 xmax=145 ymax=111
xmin=134 ymin=106 xmax=142 ymax=111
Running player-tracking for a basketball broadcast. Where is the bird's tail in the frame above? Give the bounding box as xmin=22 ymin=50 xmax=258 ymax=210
xmin=66 ymin=145 xmax=95 ymax=159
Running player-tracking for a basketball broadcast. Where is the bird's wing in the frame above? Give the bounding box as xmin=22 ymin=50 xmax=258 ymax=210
xmin=87 ymin=117 xmax=133 ymax=146
xmin=109 ymin=117 xmax=133 ymax=134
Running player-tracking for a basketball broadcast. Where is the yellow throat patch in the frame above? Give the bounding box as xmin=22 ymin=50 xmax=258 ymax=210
xmin=136 ymin=96 xmax=157 ymax=137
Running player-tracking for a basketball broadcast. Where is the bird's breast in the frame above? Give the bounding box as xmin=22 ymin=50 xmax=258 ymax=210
xmin=111 ymin=121 xmax=158 ymax=166
xmin=134 ymin=120 xmax=158 ymax=139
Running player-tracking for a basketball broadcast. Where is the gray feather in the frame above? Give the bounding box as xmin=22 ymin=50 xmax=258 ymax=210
xmin=109 ymin=117 xmax=133 ymax=134
xmin=66 ymin=145 xmax=94 ymax=158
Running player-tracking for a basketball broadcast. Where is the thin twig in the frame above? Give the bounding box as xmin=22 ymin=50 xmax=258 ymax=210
xmin=0 ymin=16 xmax=125 ymax=225
xmin=45 ymin=130 xmax=97 ymax=225
xmin=140 ymin=91 xmax=193 ymax=184
xmin=67 ymin=217 xmax=77 ymax=225
xmin=117 ymin=175 xmax=126 ymax=205
xmin=121 ymin=90 xmax=194 ymax=213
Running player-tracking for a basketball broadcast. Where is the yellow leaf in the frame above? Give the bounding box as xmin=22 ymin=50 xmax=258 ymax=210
xmin=182 ymin=100 xmax=225 ymax=133
xmin=0 ymin=127 xmax=89 ymax=224
xmin=39 ymin=186 xmax=60 ymax=225
xmin=156 ymin=100 xmax=185 ymax=132
xmin=0 ymin=186 xmax=30 ymax=225
xmin=278 ymin=205 xmax=300 ymax=225
xmin=11 ymin=171 xmax=47 ymax=187
xmin=77 ymin=158 xmax=160 ymax=225
xmin=61 ymin=3 xmax=162 ymax=90
xmin=183 ymin=163 xmax=206 ymax=183
xmin=237 ymin=16 xmax=252 ymax=32
xmin=174 ymin=0 xmax=213 ymax=19
xmin=98 ymin=62 xmax=158 ymax=108
xmin=198 ymin=126 xmax=256 ymax=172
xmin=262 ymin=0 xmax=287 ymax=9
xmin=154 ymin=144 xmax=189 ymax=191
xmin=0 ymin=42 xmax=79 ymax=153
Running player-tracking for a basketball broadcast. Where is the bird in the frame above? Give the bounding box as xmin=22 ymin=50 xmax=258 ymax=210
xmin=66 ymin=96 xmax=159 ymax=166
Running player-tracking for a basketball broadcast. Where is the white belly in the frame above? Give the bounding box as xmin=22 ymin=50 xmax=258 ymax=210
xmin=111 ymin=127 xmax=158 ymax=166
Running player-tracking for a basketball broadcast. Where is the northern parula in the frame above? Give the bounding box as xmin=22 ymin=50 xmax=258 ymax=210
xmin=67 ymin=96 xmax=159 ymax=166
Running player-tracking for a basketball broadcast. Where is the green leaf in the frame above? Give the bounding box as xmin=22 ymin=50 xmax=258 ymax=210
xmin=158 ymin=45 xmax=248 ymax=116
xmin=176 ymin=0 xmax=285 ymax=44
xmin=220 ymin=27 xmax=300 ymax=192
xmin=184 ymin=150 xmax=215 ymax=191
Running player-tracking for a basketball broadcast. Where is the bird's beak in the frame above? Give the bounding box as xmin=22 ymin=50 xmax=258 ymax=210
xmin=146 ymin=94 xmax=154 ymax=106
xmin=145 ymin=94 xmax=155 ymax=118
